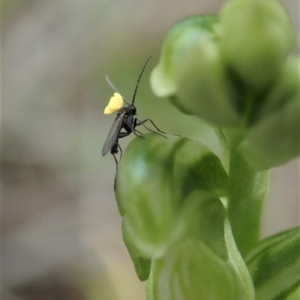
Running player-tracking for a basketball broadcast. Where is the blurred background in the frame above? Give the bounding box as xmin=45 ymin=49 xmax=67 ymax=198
xmin=1 ymin=0 xmax=299 ymax=299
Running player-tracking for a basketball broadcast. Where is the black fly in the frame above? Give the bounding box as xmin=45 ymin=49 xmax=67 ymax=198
xmin=102 ymin=56 xmax=166 ymax=167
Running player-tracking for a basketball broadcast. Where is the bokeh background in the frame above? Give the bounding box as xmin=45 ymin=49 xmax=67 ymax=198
xmin=2 ymin=0 xmax=299 ymax=299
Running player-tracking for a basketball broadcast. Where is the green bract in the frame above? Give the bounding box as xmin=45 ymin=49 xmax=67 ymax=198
xmin=258 ymin=56 xmax=300 ymax=118
xmin=122 ymin=220 xmax=152 ymax=281
xmin=116 ymin=134 xmax=229 ymax=257
xmin=146 ymin=239 xmax=247 ymax=300
xmin=238 ymin=96 xmax=300 ymax=170
xmin=237 ymin=55 xmax=300 ymax=169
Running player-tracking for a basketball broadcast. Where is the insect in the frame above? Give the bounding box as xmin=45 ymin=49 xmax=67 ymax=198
xmin=102 ymin=56 xmax=166 ymax=166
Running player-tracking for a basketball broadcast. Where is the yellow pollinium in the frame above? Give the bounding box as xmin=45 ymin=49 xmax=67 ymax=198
xmin=104 ymin=92 xmax=124 ymax=114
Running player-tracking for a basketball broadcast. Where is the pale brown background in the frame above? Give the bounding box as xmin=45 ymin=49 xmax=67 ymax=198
xmin=1 ymin=0 xmax=299 ymax=299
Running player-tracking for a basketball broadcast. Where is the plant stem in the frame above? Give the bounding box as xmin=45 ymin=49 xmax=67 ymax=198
xmin=228 ymin=147 xmax=268 ymax=256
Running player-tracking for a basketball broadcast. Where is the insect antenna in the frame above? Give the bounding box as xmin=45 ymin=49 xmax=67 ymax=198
xmin=131 ymin=56 xmax=152 ymax=105
xmin=105 ymin=72 xmax=131 ymax=105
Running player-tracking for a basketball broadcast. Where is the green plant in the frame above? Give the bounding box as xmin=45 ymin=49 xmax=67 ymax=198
xmin=115 ymin=0 xmax=300 ymax=299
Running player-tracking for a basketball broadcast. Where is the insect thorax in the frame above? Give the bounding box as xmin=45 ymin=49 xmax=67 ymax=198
xmin=127 ymin=105 xmax=136 ymax=114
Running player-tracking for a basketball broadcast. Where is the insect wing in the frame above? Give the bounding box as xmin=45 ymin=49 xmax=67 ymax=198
xmin=102 ymin=113 xmax=125 ymax=156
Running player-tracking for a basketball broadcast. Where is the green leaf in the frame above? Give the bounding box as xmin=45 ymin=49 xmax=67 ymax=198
xmin=286 ymin=286 xmax=300 ymax=300
xmin=245 ymin=227 xmax=300 ymax=300
xmin=115 ymin=134 xmax=229 ymax=257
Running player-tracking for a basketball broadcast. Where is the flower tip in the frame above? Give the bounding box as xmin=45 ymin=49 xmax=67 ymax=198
xmin=150 ymin=67 xmax=176 ymax=98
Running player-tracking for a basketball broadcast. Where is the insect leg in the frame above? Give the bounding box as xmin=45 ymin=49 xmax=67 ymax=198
xmin=113 ymin=145 xmax=123 ymax=192
xmin=136 ymin=118 xmax=167 ymax=138
xmin=132 ymin=128 xmax=143 ymax=136
xmin=136 ymin=118 xmax=167 ymax=134
xmin=118 ymin=131 xmax=130 ymax=139
xmin=112 ymin=148 xmax=119 ymax=181
xmin=112 ymin=152 xmax=118 ymax=165
xmin=118 ymin=143 xmax=123 ymax=159
xmin=123 ymin=118 xmax=144 ymax=138
xmin=113 ymin=154 xmax=118 ymax=192
xmin=111 ymin=142 xmax=119 ymax=169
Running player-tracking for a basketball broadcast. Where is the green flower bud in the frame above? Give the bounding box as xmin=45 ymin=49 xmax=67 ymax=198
xmin=151 ymin=15 xmax=218 ymax=97
xmin=175 ymin=37 xmax=241 ymax=125
xmin=238 ymin=96 xmax=300 ymax=170
xmin=115 ymin=134 xmax=229 ymax=257
xmin=150 ymin=15 xmax=241 ymax=126
xmin=147 ymin=239 xmax=246 ymax=300
xmin=219 ymin=0 xmax=296 ymax=90
xmin=258 ymin=56 xmax=300 ymax=118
